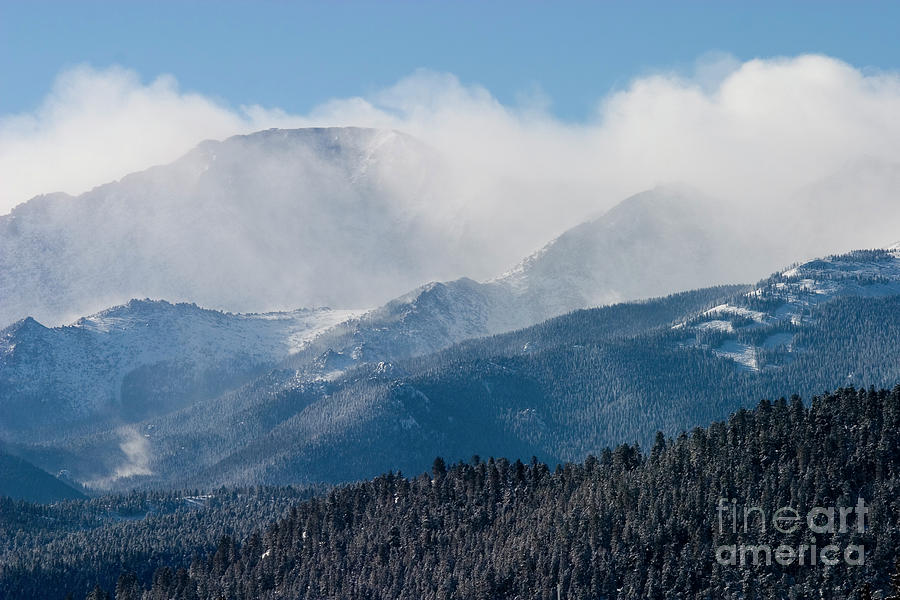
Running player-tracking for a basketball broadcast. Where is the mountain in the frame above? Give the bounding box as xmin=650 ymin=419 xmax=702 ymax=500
xmin=0 ymin=127 xmax=467 ymax=328
xmin=490 ymin=161 xmax=900 ymax=322
xmin=280 ymin=186 xmax=788 ymax=378
xmin=0 ymin=188 xmax=776 ymax=446
xmin=370 ymin=248 xmax=900 ymax=463
xmin=296 ymin=183 xmax=839 ymax=374
xmin=676 ymin=247 xmax=900 ymax=372
xmin=1 ymin=284 xmax=740 ymax=489
xmin=8 ymin=122 xmax=897 ymax=334
xmin=0 ymin=300 xmax=360 ymax=439
xmin=0 ymin=130 xmax=768 ymax=335
xmin=0 ymin=450 xmax=85 ymax=503
xmin=6 ymin=147 xmax=900 ymax=492
xmin=7 ymin=246 xmax=900 ymax=491
xmin=281 ymin=277 xmax=524 ymax=376
xmin=114 ymin=247 xmax=900 ymax=489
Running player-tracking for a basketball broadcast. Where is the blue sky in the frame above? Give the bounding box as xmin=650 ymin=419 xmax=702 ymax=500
xmin=3 ymin=1 xmax=900 ymax=120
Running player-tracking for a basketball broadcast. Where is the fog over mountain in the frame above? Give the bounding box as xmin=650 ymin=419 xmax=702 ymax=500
xmin=5 ymin=139 xmax=899 ymax=332
xmin=4 ymin=55 xmax=900 ymax=328
xmin=0 ymin=127 xmax=472 ymax=326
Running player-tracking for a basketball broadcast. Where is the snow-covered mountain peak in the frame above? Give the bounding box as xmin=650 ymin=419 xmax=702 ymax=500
xmin=73 ymin=299 xmax=207 ymax=331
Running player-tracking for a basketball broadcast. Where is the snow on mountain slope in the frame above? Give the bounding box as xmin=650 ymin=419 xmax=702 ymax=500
xmin=0 ymin=300 xmax=361 ymax=437
xmin=0 ymin=127 xmax=463 ymax=328
xmin=274 ymin=244 xmax=900 ymax=406
xmin=4 ymin=175 xmax=895 ymax=447
xmin=283 ymin=277 xmax=527 ymax=377
xmin=291 ymin=186 xmax=791 ymax=378
xmin=17 ymin=246 xmax=900 ymax=490
xmin=138 ymin=248 xmax=900 ymax=489
xmin=0 ymin=187 xmax=774 ymax=432
xmin=676 ymin=247 xmax=900 ymax=371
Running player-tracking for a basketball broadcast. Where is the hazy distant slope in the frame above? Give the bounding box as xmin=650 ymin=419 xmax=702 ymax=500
xmin=0 ymin=451 xmax=85 ymax=503
xmin=792 ymin=157 xmax=900 ymax=259
xmin=495 ymin=186 xmax=776 ymax=317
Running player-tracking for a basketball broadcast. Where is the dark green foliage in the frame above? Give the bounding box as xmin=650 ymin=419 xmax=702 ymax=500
xmin=85 ymin=585 xmax=109 ymax=600
xmin=99 ymin=387 xmax=900 ymax=599
xmin=888 ymin=556 xmax=900 ymax=600
xmin=0 ymin=486 xmax=318 ymax=600
xmin=114 ymin=572 xmax=141 ymax=600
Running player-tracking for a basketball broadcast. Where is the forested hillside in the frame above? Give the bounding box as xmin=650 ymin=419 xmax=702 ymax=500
xmin=0 ymin=486 xmax=319 ymax=600
xmin=50 ymin=386 xmax=900 ymax=599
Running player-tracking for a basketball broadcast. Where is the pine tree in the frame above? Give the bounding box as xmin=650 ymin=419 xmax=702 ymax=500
xmin=432 ymin=456 xmax=447 ymax=479
xmin=114 ymin=572 xmax=141 ymax=600
xmin=888 ymin=556 xmax=900 ymax=600
xmin=859 ymin=582 xmax=873 ymax=600
xmin=85 ymin=585 xmax=110 ymax=600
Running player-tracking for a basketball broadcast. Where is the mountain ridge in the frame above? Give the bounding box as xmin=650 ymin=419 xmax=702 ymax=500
xmin=0 ymin=299 xmax=362 ymax=438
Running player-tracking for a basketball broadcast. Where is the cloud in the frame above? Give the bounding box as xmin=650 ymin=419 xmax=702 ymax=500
xmin=83 ymin=426 xmax=153 ymax=489
xmin=3 ymin=55 xmax=900 ymax=243
xmin=291 ymin=55 xmax=900 ymax=253
xmin=0 ymin=65 xmax=295 ymax=211
xmin=114 ymin=426 xmax=152 ymax=479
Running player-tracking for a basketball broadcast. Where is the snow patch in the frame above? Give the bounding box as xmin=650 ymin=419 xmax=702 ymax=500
xmin=714 ymin=341 xmax=758 ymax=371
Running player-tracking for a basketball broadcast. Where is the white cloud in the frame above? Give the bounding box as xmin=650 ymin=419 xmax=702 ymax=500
xmin=0 ymin=65 xmax=294 ymax=211
xmin=114 ymin=426 xmax=152 ymax=479
xmin=3 ymin=54 xmax=900 ymax=238
xmin=83 ymin=426 xmax=153 ymax=489
xmin=4 ymin=55 xmax=900 ymax=328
